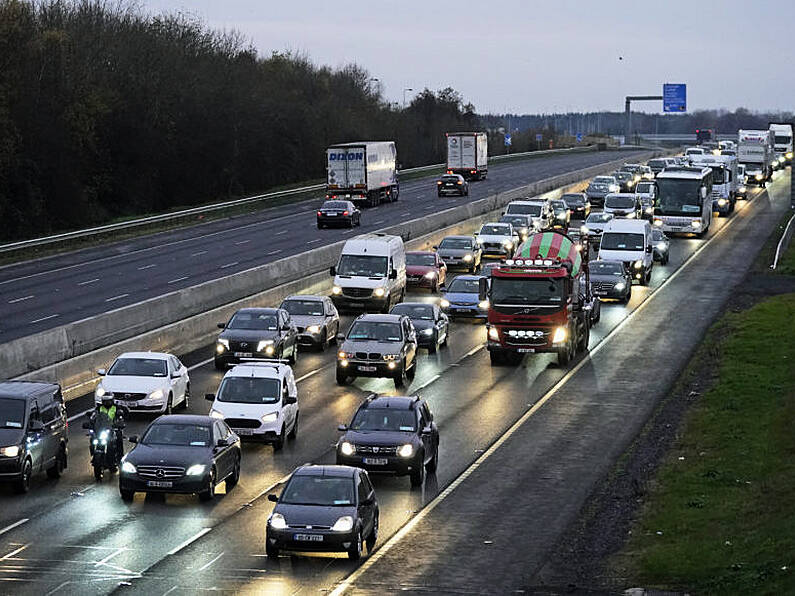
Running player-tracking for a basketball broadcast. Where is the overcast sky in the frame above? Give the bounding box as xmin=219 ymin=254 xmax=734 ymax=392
xmin=140 ymin=0 xmax=793 ymax=115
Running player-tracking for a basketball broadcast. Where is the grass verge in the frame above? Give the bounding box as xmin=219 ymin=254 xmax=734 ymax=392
xmin=615 ymin=293 xmax=795 ymax=595
xmin=775 ymin=214 xmax=795 ymax=275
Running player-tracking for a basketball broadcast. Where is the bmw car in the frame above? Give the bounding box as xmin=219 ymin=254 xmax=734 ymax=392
xmin=390 ymin=302 xmax=448 ymax=353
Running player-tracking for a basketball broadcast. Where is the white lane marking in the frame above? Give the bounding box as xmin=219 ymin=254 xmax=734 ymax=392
xmin=167 ymin=528 xmax=212 ymax=556
xmin=374 ymin=219 xmax=386 ymax=225
xmin=105 ymin=293 xmax=129 ymax=302
xmin=30 ymin=314 xmax=59 ymax=324
xmin=464 ymin=344 xmax=484 ymax=358
xmin=68 ymin=408 xmax=93 ymax=423
xmin=188 ymin=357 xmax=214 ymax=371
xmin=191 ymin=251 xmax=208 ymax=257
xmin=77 ymin=278 xmax=100 ymax=286
xmin=0 ymin=519 xmax=28 ymax=536
xmin=7 ymin=295 xmax=34 ymax=304
xmin=266 ymin=249 xmax=282 ymax=256
xmin=168 ymin=276 xmax=189 ymax=284
xmin=306 ymin=239 xmax=321 ymax=245
xmin=220 ymin=261 xmax=238 ymax=269
xmin=330 ymin=177 xmax=763 ymax=596
xmin=94 ymin=547 xmax=125 ymax=566
xmin=275 ymin=230 xmax=288 ymax=235
xmin=296 ymin=367 xmax=324 ymax=383
xmin=162 ymin=587 xmax=178 ymax=596
xmin=0 ymin=544 xmax=27 ymax=560
xmin=137 ymin=264 xmax=156 ymax=270
xmin=197 ymin=552 xmax=224 ymax=572
xmin=235 ymin=240 xmax=250 ymax=246
xmin=44 ymin=581 xmax=71 ymax=596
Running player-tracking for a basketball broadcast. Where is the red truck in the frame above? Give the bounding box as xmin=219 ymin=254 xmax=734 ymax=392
xmin=482 ymin=231 xmax=594 ymax=366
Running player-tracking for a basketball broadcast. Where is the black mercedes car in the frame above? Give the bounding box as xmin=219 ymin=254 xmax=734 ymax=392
xmin=317 ymin=200 xmax=361 ymax=229
xmin=336 ymin=395 xmax=439 ymax=487
xmin=561 ymin=193 xmax=591 ymax=220
xmin=119 ymin=414 xmax=241 ymax=502
xmin=215 ymin=308 xmax=299 ymax=369
xmin=590 ymin=260 xmax=632 ymax=303
xmin=389 ymin=302 xmax=448 ymax=353
xmin=266 ymin=464 xmax=378 ymax=560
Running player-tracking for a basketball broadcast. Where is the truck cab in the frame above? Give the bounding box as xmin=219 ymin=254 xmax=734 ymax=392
xmin=598 ymin=219 xmax=654 ymax=285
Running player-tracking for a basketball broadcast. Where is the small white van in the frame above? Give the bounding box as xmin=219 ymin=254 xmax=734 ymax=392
xmin=330 ymin=233 xmax=406 ymax=312
xmin=598 ymin=219 xmax=654 ymax=285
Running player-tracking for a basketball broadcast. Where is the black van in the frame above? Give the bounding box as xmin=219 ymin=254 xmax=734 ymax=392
xmin=0 ymin=381 xmax=69 ymax=493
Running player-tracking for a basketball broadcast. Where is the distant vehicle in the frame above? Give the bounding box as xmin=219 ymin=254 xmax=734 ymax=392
xmin=561 ymin=193 xmax=590 ymax=220
xmin=736 ymin=164 xmax=748 ymax=198
xmin=634 ymin=181 xmax=658 ymax=220
xmin=330 ymin=234 xmax=406 ymax=312
xmin=440 ymin=275 xmax=490 ymax=319
xmin=499 ymin=214 xmax=534 ymax=240
xmin=480 ymin=261 xmax=502 ymax=277
xmin=326 ymin=141 xmax=399 ymax=207
xmin=337 ymin=394 xmax=439 ymax=487
xmin=689 ymin=154 xmax=738 ymax=216
xmin=581 ymin=211 xmax=614 ymax=247
xmin=336 ymin=314 xmax=418 ymax=388
xmin=648 ymin=158 xmax=675 ymax=176
xmin=586 ymin=176 xmax=619 ymax=206
xmin=738 ymin=129 xmax=774 ymax=185
xmin=0 ymin=381 xmax=68 ymax=493
xmin=279 ymin=295 xmax=340 ymax=350
xmin=599 ymin=219 xmax=654 ymax=285
xmin=639 ymin=165 xmax=654 ymax=180
xmin=619 ymin=163 xmax=644 ymax=185
xmin=768 ymin=122 xmax=793 ymax=166
xmin=695 ymin=128 xmax=714 ymax=144
xmin=651 ymin=228 xmax=670 ymax=265
xmin=437 ymin=174 xmax=469 ymax=196
xmin=446 ymin=132 xmax=488 ymax=180
xmin=207 ymin=361 xmax=298 ymax=449
xmin=504 ymin=199 xmax=553 ymax=230
xmin=684 ymin=147 xmax=705 ymax=161
xmin=317 ymin=200 xmax=361 ymax=229
xmin=215 ymin=308 xmax=299 ymax=369
xmin=266 ymin=465 xmax=378 ymax=560
xmin=653 ymin=166 xmax=714 ymax=236
xmin=96 ymin=352 xmax=190 ymax=413
xmin=405 ymin=251 xmax=446 ymax=292
xmin=612 ymin=170 xmax=636 ymax=192
xmin=120 ymin=414 xmax=241 ymax=502
xmin=435 ymin=235 xmax=482 ymax=272
xmin=390 ymin=302 xmax=448 ymax=353
xmin=565 ymin=227 xmax=589 ymax=253
xmin=476 ymin=222 xmax=518 ymax=259
xmin=549 ymin=199 xmax=571 ymax=227
xmin=590 ymin=260 xmax=632 ymax=303
xmin=603 ymin=193 xmax=641 ymax=219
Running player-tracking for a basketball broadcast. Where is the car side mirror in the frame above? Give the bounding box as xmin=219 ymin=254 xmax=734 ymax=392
xmin=28 ymin=420 xmax=44 ymax=433
xmin=283 ymin=395 xmax=297 ymax=405
xmin=422 ymin=426 xmax=432 ymax=435
xmin=216 ymin=438 xmax=229 ymax=448
xmin=389 ymin=269 xmax=398 ymax=280
xmin=337 ymin=423 xmax=348 ymax=432
xmin=171 ymin=372 xmax=180 ymax=379
xmin=96 ymin=368 xmax=107 ymax=377
xmin=432 ymin=245 xmax=438 ymax=250
xmin=217 ymin=323 xmax=225 ymax=329
xmin=473 ymin=231 xmax=479 ymax=236
xmin=329 ymin=265 xmax=337 ymax=276
xmin=268 ymin=494 xmax=279 ymax=503
xmin=336 ymin=333 xmax=345 ymax=343
xmin=205 ymin=393 xmax=215 ymax=401
xmin=128 ymin=435 xmax=138 ymax=444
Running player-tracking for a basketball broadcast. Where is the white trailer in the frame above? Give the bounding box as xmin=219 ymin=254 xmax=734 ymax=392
xmin=738 ymin=129 xmax=774 ymax=187
xmin=446 ymin=132 xmax=488 ymax=180
xmin=768 ymin=122 xmax=793 ymax=166
xmin=690 ymin=154 xmax=738 ymax=216
xmin=326 ymin=141 xmax=399 ymax=207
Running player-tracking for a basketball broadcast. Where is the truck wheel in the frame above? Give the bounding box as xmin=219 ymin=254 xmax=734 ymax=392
xmin=557 ymin=338 xmax=572 ymax=366
xmin=489 ymin=351 xmax=504 ymax=366
xmin=577 ymin=322 xmax=590 ymax=353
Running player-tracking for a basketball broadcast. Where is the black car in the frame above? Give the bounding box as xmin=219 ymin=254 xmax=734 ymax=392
xmin=336 ymin=395 xmax=439 ymax=487
xmin=317 ymin=200 xmax=361 ymax=229
xmin=499 ymin=214 xmax=533 ymax=240
xmin=0 ymin=381 xmax=68 ymax=493
xmin=652 ymin=229 xmax=670 ymax=265
xmin=336 ymin=314 xmax=418 ymax=388
xmin=590 ymin=260 xmax=632 ymax=303
xmin=389 ymin=302 xmax=449 ymax=353
xmin=561 ymin=193 xmax=591 ymax=220
xmin=612 ymin=171 xmax=636 ymax=192
xmin=215 ymin=308 xmax=299 ymax=369
xmin=437 ymin=174 xmax=469 ymax=196
xmin=119 ymin=414 xmax=241 ymax=502
xmin=266 ymin=464 xmax=378 ymax=560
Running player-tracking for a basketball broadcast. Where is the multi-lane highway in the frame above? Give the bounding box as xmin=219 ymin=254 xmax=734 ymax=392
xmin=0 ymin=150 xmax=646 ymax=343
xmin=0 ymin=166 xmax=788 ymax=595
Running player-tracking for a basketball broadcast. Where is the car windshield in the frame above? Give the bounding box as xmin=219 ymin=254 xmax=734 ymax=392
xmin=281 ymin=300 xmax=323 ymax=316
xmin=439 ymin=238 xmax=472 ymax=250
xmin=228 ymin=312 xmax=278 ymax=331
xmin=636 ymin=183 xmax=653 ymax=193
xmin=562 ymin=195 xmax=584 ymax=206
xmin=406 ymin=254 xmax=436 ymax=267
xmin=550 ymin=201 xmax=566 ymax=210
xmin=709 ymin=166 xmax=725 ymax=184
xmin=216 ymin=377 xmax=280 ymax=404
xmin=592 ymin=261 xmax=625 ymax=275
xmin=657 ymin=178 xmax=703 ymax=213
xmin=0 ymin=398 xmax=25 ymax=429
xmin=351 ymin=408 xmax=417 ymax=432
xmin=593 ymin=177 xmax=614 ymax=184
xmin=441 ymin=175 xmax=460 ymax=182
xmin=506 ymin=204 xmax=541 ymax=216
xmin=337 ymin=255 xmax=388 ymax=277
xmin=605 ymin=196 xmax=636 ymax=209
xmin=648 ymin=159 xmax=666 ymax=168
xmin=280 ymin=475 xmax=355 ymax=506
xmin=391 ymin=304 xmax=434 ymax=320
xmin=107 ymin=358 xmax=167 ymax=377
xmin=480 ymin=225 xmax=509 ymax=236
xmin=500 ymin=216 xmax=528 ymax=227
xmin=774 ymin=135 xmax=791 ymax=145
xmin=323 ymin=201 xmax=349 ymax=210
xmin=490 ymin=277 xmax=564 ymax=305
xmin=586 ymin=213 xmax=613 ymax=224
xmin=347 ymin=321 xmax=402 ymax=342
xmin=447 ymin=278 xmax=480 ymax=293
xmin=686 ymin=149 xmax=703 ymax=155
xmin=601 ymin=232 xmax=645 ymax=251
xmin=614 ymin=172 xmax=631 ymax=180
xmin=142 ymin=423 xmax=212 ymax=447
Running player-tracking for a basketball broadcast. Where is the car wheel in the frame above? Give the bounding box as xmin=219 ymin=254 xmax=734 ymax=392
xmin=93 ymin=463 xmax=103 ymax=482
xmin=425 ymin=448 xmax=439 ymax=473
xmin=198 ymin=469 xmax=216 ymax=501
xmin=288 ymin=413 xmax=298 ymax=440
xmin=266 ymin=542 xmax=279 ymax=558
xmin=273 ymin=425 xmax=286 ymax=451
xmin=410 ymin=458 xmax=426 ymax=487
xmin=214 ymin=359 xmax=225 ymax=371
xmin=336 ymin=369 xmax=349 ymax=385
xmin=347 ymin=530 xmax=363 ymax=561
xmin=348 ymin=219 xmax=354 ymax=228
xmin=15 ymin=459 xmax=32 ymax=494
xmin=120 ymin=489 xmax=135 ymax=502
xmin=489 ymin=351 xmax=504 ymax=366
xmin=165 ymin=393 xmax=174 ymax=415
xmin=366 ymin=514 xmax=379 ymax=552
xmin=624 ymin=286 xmax=632 ymax=303
xmin=441 ymin=328 xmax=448 ymax=347
xmin=406 ymin=358 xmax=417 ymax=381
xmin=288 ymin=344 xmax=297 ymax=364
xmin=577 ymin=320 xmax=590 ymax=354
xmin=180 ymin=384 xmax=190 ymax=410
xmin=663 ymin=254 xmax=669 ymax=265
xmin=394 ymin=365 xmax=407 ymax=388
xmin=47 ymin=446 xmax=67 ymax=479
xmin=431 ymin=280 xmax=438 ymax=294
xmin=227 ymin=456 xmax=240 ymax=488
xmin=428 ymin=332 xmax=438 ymax=354
xmin=317 ymin=223 xmax=323 ymax=230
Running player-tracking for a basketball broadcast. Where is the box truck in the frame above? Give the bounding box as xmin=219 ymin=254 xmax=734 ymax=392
xmin=326 ymin=142 xmax=399 ymax=208
xmin=446 ymin=132 xmax=488 ymax=180
xmin=738 ymin=129 xmax=774 ymax=186
xmin=768 ymin=122 xmax=793 ymax=166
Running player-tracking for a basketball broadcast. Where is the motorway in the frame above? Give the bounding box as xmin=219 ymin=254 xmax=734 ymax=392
xmin=0 ymin=167 xmax=787 ymax=595
xmin=0 ymin=150 xmax=646 ymax=343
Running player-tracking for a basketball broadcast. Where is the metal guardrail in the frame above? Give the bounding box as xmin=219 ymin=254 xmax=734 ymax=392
xmin=0 ymin=146 xmax=596 ymax=254
xmin=770 ymin=211 xmax=795 ymax=270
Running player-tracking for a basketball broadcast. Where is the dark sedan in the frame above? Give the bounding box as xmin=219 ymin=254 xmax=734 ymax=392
xmin=562 ymin=193 xmax=591 ymax=220
xmin=437 ymin=174 xmax=469 ymax=196
xmin=612 ymin=171 xmax=636 ymax=192
xmin=390 ymin=302 xmax=448 ymax=353
xmin=590 ymin=260 xmax=632 ymax=303
xmin=652 ymin=229 xmax=670 ymax=265
xmin=119 ymin=415 xmax=241 ymax=502
xmin=317 ymin=200 xmax=360 ymax=229
xmin=266 ymin=464 xmax=378 ymax=560
xmin=215 ymin=308 xmax=299 ymax=369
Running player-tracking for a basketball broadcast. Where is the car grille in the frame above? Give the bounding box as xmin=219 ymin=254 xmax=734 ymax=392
xmin=504 ymin=329 xmax=549 ymax=346
xmin=289 ymin=523 xmax=332 ymax=530
xmin=354 ymin=352 xmax=382 ymax=360
xmin=225 ymin=418 xmax=261 ymax=429
xmin=230 ymin=340 xmax=256 ymax=352
xmin=112 ymin=392 xmax=147 ymax=401
xmin=295 ymin=326 xmax=305 ymax=333
xmin=342 ymin=287 xmax=372 ymax=298
xmin=137 ymin=465 xmax=186 ymax=479
xmin=356 ymin=444 xmax=398 ymax=455
xmin=482 ymin=242 xmax=505 ymax=251
xmin=592 ymin=281 xmax=616 ymax=292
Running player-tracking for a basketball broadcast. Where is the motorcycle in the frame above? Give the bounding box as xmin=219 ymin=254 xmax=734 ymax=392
xmin=82 ymin=417 xmax=124 ymax=481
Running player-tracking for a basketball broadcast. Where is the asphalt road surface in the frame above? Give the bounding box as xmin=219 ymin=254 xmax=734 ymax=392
xmin=0 ymin=150 xmax=645 ymax=343
xmin=0 ymin=170 xmax=786 ymax=595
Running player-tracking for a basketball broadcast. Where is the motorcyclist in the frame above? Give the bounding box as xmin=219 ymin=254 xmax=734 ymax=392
xmin=89 ymin=396 xmax=128 ymax=464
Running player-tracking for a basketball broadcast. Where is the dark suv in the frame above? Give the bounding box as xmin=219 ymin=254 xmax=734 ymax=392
xmin=215 ymin=308 xmax=299 ymax=369
xmin=0 ymin=381 xmax=68 ymax=493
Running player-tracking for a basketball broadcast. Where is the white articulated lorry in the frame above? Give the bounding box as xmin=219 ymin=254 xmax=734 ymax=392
xmin=768 ymin=122 xmax=793 ymax=167
xmin=446 ymin=132 xmax=488 ymax=180
xmin=326 ymin=141 xmax=399 ymax=208
xmin=738 ymin=129 xmax=774 ymax=187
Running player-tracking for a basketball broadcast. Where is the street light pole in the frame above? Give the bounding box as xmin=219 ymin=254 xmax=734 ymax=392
xmin=403 ymin=88 xmax=413 ymax=109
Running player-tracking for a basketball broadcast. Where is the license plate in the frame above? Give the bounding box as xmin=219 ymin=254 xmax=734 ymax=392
xmin=293 ymin=534 xmax=323 ymax=542
xmin=235 ymin=429 xmax=254 ymax=436
xmin=517 ymin=348 xmax=535 ymax=353
xmin=454 ymin=308 xmax=470 ymax=313
xmin=327 ymin=212 xmax=338 ymax=216
xmin=358 ymin=365 xmax=377 ymax=372
xmin=234 ymin=352 xmax=253 ymax=358
xmin=363 ymin=457 xmax=388 ymax=465
xmin=146 ymin=481 xmax=172 ymax=488
xmin=593 ymin=291 xmax=607 ymax=296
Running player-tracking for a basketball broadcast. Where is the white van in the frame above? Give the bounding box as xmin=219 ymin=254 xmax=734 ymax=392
xmin=598 ymin=219 xmax=654 ymax=285
xmin=330 ymin=233 xmax=406 ymax=312
xmin=207 ymin=361 xmax=298 ymax=450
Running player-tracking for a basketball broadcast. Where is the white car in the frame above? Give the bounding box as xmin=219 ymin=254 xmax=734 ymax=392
xmin=475 ymin=222 xmax=519 ymax=259
xmin=95 ymin=352 xmax=190 ymax=414
xmin=207 ymin=361 xmax=298 ymax=450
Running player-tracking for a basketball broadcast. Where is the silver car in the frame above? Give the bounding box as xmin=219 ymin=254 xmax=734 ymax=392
xmin=581 ymin=212 xmax=614 ymax=248
xmin=279 ymin=295 xmax=340 ymax=350
xmin=585 ymin=175 xmax=620 ymax=206
xmin=435 ymin=235 xmax=482 ymax=273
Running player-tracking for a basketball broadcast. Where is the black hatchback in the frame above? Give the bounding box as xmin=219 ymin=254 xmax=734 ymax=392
xmin=266 ymin=464 xmax=378 ymax=560
xmin=336 ymin=395 xmax=439 ymax=487
xmin=317 ymin=200 xmax=361 ymax=229
xmin=215 ymin=308 xmax=299 ymax=369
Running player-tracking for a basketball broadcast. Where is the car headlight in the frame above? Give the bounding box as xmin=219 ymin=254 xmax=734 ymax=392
xmin=0 ymin=446 xmax=20 ymax=458
xmin=463 ymin=254 xmax=473 ymax=262
xmin=440 ymin=299 xmax=450 ymax=308
xmin=634 ymin=175 xmax=641 ymax=182
xmin=580 ymin=226 xmax=590 ymax=234
xmin=421 ymin=328 xmax=433 ymax=336
xmin=739 ymin=185 xmax=747 ymax=192
xmin=488 ymin=326 xmax=499 ymax=341
xmin=717 ymin=198 xmax=727 ymax=206
xmin=216 ymin=339 xmax=229 ymax=353
xmin=424 ymin=271 xmax=436 ymax=279
xmin=374 ymin=287 xmax=386 ymax=297
xmin=755 ymin=174 xmax=763 ymax=181
xmin=98 ymin=430 xmax=110 ymax=444
xmin=691 ymin=220 xmax=701 ymax=229
xmin=332 ymin=285 xmax=342 ymax=295
xmin=338 ymin=350 xmax=350 ymax=360
xmin=306 ymin=325 xmax=321 ymax=334
xmin=148 ymin=389 xmax=164 ymax=402
xmin=476 ymin=237 xmax=484 ymax=244
xmin=551 ymin=326 xmax=567 ymax=344
xmin=626 ymin=212 xmax=636 ymax=219
xmin=332 ymin=516 xmax=354 ymax=532
xmin=261 ymin=412 xmax=278 ymax=423
xmin=478 ymin=299 xmax=489 ymax=309
xmin=609 ymin=185 xmax=619 ymax=192
xmin=614 ymin=282 xmax=626 ymax=291
xmin=186 ymin=464 xmax=206 ymax=476
xmin=209 ymin=408 xmax=224 ymax=419
xmin=269 ymin=513 xmax=288 ymax=530
xmin=653 ymin=219 xmax=663 ymax=227
xmin=633 ymin=260 xmax=643 ymax=269
xmin=95 ymin=385 xmax=106 ymax=398
xmin=787 ymin=152 xmax=793 ymax=159
xmin=656 ymin=242 xmax=667 ymax=251
xmin=398 ymin=444 xmax=414 ymax=458
xmin=645 ymin=207 xmax=653 ymax=214
xmin=383 ymin=354 xmax=400 ymax=361
xmin=556 ymin=213 xmax=566 ymax=219
xmin=340 ymin=441 xmax=355 ymax=456
xmin=121 ymin=461 xmax=136 ymax=474
xmin=257 ymin=340 xmax=274 ymax=352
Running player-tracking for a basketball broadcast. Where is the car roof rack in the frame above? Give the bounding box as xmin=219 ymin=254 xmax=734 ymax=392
xmin=236 ymin=358 xmax=290 ymax=374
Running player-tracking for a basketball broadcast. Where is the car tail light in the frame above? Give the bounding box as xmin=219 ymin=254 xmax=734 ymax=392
xmin=471 ymin=170 xmax=475 ymax=174
xmin=343 ymin=211 xmax=349 ymax=216
xmin=457 ymin=181 xmax=463 ymax=185
xmin=437 ymin=181 xmax=442 ymax=185
xmin=317 ymin=211 xmax=322 ymax=216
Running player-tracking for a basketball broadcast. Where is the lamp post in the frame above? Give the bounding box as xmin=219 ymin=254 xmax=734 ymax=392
xmin=403 ymin=88 xmax=413 ymax=109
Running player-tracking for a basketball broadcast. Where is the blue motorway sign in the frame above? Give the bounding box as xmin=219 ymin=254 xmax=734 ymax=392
xmin=504 ymin=133 xmax=512 ymax=146
xmin=663 ymin=83 xmax=686 ymax=112
xmin=535 ymin=133 xmax=543 ymax=142
xmin=576 ymin=133 xmax=583 ymax=142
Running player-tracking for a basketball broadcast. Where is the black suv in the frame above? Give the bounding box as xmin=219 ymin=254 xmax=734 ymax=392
xmin=336 ymin=395 xmax=439 ymax=487
xmin=336 ymin=314 xmax=418 ymax=388
xmin=215 ymin=308 xmax=299 ymax=369
xmin=266 ymin=464 xmax=378 ymax=560
xmin=0 ymin=381 xmax=68 ymax=493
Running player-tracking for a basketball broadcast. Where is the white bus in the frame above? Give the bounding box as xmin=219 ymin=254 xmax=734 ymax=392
xmin=653 ymin=166 xmax=713 ymax=238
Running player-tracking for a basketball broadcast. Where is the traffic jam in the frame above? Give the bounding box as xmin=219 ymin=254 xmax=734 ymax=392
xmin=0 ymin=126 xmax=788 ymax=569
